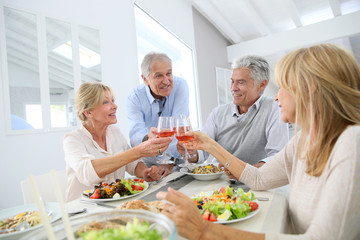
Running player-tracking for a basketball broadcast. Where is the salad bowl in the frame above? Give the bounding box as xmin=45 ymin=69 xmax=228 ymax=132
xmin=20 ymin=210 xmax=177 ymax=240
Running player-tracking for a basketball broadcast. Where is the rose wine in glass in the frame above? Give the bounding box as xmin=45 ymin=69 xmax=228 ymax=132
xmin=156 ymin=116 xmax=175 ymax=164
xmin=175 ymin=114 xmax=195 ymax=167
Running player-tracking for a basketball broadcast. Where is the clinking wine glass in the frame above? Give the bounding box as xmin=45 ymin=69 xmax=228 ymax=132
xmin=156 ymin=116 xmax=175 ymax=164
xmin=175 ymin=114 xmax=195 ymax=168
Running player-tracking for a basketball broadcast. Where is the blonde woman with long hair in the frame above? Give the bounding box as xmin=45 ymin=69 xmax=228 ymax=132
xmin=64 ymin=82 xmax=173 ymax=201
xmin=157 ymin=44 xmax=360 ymax=240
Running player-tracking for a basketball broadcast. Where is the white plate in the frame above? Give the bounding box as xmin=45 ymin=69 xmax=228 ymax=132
xmin=81 ymin=179 xmax=149 ymax=202
xmin=180 ymin=164 xmax=224 ymax=181
xmin=0 ymin=202 xmax=61 ymax=239
xmin=193 ymin=191 xmax=260 ymax=224
xmin=215 ymin=200 xmax=260 ymax=224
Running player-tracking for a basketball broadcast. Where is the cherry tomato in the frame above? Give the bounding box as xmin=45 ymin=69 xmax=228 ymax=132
xmin=247 ymin=201 xmax=259 ymax=211
xmin=202 ymin=209 xmax=210 ymax=221
xmin=133 ymin=178 xmax=144 ymax=183
xmin=131 ymin=185 xmax=144 ymax=191
xmin=90 ymin=188 xmax=100 ymax=199
xmin=209 ymin=213 xmax=217 ymax=222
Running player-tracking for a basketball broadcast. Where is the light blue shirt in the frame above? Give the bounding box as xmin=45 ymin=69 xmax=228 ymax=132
xmin=200 ymin=95 xmax=289 ymax=163
xmin=126 ymin=76 xmax=189 ymax=165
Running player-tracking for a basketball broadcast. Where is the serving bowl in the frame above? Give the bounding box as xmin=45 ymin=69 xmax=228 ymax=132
xmin=180 ymin=163 xmax=224 ymax=181
xmin=20 ymin=209 xmax=177 ymax=240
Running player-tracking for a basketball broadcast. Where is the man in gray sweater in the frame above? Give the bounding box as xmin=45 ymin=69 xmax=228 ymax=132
xmin=181 ymin=55 xmax=289 ymax=167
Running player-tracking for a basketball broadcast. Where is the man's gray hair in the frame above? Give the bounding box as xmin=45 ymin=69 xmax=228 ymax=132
xmin=141 ymin=52 xmax=172 ymax=78
xmin=231 ymin=55 xmax=270 ymax=87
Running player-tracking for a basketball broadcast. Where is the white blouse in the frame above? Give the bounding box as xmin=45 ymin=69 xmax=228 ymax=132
xmin=63 ymin=124 xmax=141 ymax=201
xmin=240 ymin=125 xmax=360 ymax=240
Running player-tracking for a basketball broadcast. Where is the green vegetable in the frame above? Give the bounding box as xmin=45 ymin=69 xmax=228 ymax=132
xmin=250 ymin=192 xmax=256 ymax=200
xmin=225 ymin=186 xmax=235 ymax=197
xmin=228 ymin=202 xmax=250 ymax=219
xmin=120 ymin=179 xmax=142 ymax=195
xmin=202 ymin=201 xmax=226 ymax=217
xmin=236 ymin=188 xmax=245 ymax=196
xmin=80 ymin=218 xmax=163 ymax=240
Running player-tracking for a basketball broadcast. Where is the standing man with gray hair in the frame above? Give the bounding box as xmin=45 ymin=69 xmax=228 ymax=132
xmin=179 ymin=55 xmax=289 ymax=168
xmin=126 ymin=52 xmax=190 ymax=173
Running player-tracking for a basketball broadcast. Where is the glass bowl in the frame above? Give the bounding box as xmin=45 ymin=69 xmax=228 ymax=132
xmin=20 ymin=209 xmax=177 ymax=240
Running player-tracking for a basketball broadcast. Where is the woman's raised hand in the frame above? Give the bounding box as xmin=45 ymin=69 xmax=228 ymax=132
xmin=182 ymin=131 xmax=215 ymax=152
xmin=138 ymin=136 xmax=172 ymax=157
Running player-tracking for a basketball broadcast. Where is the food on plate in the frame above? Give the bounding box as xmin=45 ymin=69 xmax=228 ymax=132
xmin=191 ymin=164 xmax=222 ymax=174
xmin=76 ymin=217 xmax=164 ymax=240
xmin=193 ymin=186 xmax=259 ymax=222
xmin=0 ymin=211 xmax=46 ymax=234
xmin=116 ymin=200 xmax=164 ymax=213
xmin=84 ymin=178 xmax=146 ymax=199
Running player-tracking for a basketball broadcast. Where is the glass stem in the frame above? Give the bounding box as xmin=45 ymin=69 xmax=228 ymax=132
xmin=184 ymin=148 xmax=189 ymax=163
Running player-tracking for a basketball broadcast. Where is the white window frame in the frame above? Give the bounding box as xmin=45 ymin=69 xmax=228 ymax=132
xmin=0 ymin=5 xmax=99 ymax=135
xmin=134 ymin=4 xmax=201 ymax=130
xmin=215 ymin=67 xmax=233 ymax=105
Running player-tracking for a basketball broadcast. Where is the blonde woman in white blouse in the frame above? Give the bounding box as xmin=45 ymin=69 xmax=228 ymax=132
xmin=64 ymin=82 xmax=172 ymax=201
xmin=157 ymin=44 xmax=360 ymax=240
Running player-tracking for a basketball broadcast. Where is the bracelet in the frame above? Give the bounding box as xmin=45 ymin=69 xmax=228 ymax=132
xmin=224 ymin=155 xmax=233 ymax=168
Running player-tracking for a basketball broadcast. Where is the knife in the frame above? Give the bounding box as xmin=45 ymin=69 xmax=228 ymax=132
xmin=79 ymin=199 xmax=116 ymax=208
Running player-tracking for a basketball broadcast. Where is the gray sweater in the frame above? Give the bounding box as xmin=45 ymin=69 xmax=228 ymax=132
xmin=202 ymin=96 xmax=288 ymax=164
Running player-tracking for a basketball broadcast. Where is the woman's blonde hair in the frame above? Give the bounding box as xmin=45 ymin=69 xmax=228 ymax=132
xmin=275 ymin=43 xmax=360 ymax=176
xmin=75 ymin=82 xmax=114 ymax=121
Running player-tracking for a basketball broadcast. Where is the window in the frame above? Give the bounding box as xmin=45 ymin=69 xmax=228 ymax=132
xmin=216 ymin=67 xmax=233 ymax=105
xmin=134 ymin=4 xmax=200 ymax=129
xmin=1 ymin=6 xmax=101 ymax=132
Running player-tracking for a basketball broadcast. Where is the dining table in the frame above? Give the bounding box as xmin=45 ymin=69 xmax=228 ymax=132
xmin=66 ymin=171 xmax=290 ymax=239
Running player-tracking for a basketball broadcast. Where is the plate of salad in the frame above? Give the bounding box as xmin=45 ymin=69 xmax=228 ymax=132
xmin=192 ymin=186 xmax=259 ymax=224
xmin=82 ymin=178 xmax=149 ymax=202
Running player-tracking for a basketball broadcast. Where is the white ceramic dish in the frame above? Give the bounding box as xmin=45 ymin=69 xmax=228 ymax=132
xmin=193 ymin=191 xmax=260 ymax=224
xmin=180 ymin=164 xmax=224 ymax=181
xmin=81 ymin=179 xmax=149 ymax=202
xmin=215 ymin=200 xmax=260 ymax=224
xmin=0 ymin=202 xmax=61 ymax=240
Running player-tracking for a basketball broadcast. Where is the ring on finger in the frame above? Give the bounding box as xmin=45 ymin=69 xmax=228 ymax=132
xmin=158 ymin=149 xmax=162 ymax=155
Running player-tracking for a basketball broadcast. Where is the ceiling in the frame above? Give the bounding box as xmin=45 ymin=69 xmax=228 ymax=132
xmin=189 ymin=0 xmax=360 ymax=45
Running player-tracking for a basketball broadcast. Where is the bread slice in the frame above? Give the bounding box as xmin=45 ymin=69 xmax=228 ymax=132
xmin=116 ymin=200 xmax=164 ymax=213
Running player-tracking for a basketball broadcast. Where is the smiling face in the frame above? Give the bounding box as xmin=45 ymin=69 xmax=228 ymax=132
xmin=275 ymin=87 xmax=296 ymax=123
xmin=231 ymin=68 xmax=266 ymax=114
xmin=85 ymin=90 xmax=117 ymax=126
xmin=142 ymin=60 xmax=173 ymax=100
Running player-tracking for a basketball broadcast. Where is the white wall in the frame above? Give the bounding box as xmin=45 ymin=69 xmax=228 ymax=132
xmin=192 ymin=8 xmax=231 ymax=126
xmin=0 ymin=0 xmax=198 ymax=209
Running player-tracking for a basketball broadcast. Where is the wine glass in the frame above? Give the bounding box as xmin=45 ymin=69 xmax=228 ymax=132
xmin=156 ymin=116 xmax=175 ymax=164
xmin=175 ymin=114 xmax=195 ymax=168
